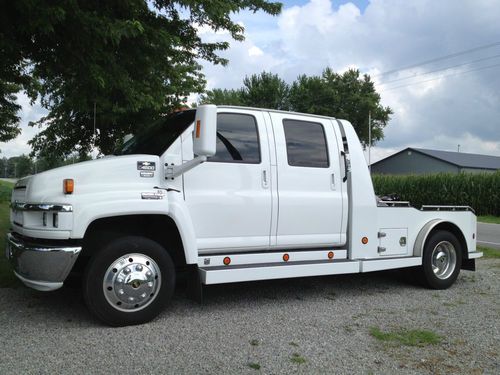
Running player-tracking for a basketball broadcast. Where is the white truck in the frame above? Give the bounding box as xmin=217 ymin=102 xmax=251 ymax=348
xmin=7 ymin=105 xmax=482 ymax=326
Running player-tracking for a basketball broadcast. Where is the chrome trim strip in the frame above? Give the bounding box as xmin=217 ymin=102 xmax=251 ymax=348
xmin=11 ymin=202 xmax=73 ymax=212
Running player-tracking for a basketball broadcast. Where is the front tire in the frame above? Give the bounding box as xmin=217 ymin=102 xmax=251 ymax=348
xmin=420 ymin=230 xmax=462 ymax=289
xmin=83 ymin=236 xmax=175 ymax=326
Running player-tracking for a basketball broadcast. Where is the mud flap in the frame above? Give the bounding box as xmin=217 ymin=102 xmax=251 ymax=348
xmin=186 ymin=265 xmax=203 ymax=304
xmin=461 ymin=258 xmax=475 ymax=271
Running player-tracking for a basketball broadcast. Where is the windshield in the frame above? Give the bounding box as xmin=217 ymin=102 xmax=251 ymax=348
xmin=114 ymin=110 xmax=196 ymax=156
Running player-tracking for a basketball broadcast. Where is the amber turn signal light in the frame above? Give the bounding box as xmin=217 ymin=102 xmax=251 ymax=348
xmin=361 ymin=237 xmax=368 ymax=244
xmin=63 ymin=179 xmax=74 ymax=194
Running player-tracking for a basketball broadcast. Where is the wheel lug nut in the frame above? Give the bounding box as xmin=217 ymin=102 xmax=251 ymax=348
xmin=118 ymin=289 xmax=124 ymax=295
xmin=136 ymin=265 xmax=143 ymax=272
xmin=117 ymin=278 xmax=123 ymax=283
xmin=124 ymin=268 xmax=131 ymax=274
xmin=141 ymin=293 xmax=147 ymax=298
xmin=146 ymin=271 xmax=152 ymax=277
xmin=148 ymin=282 xmax=153 ymax=288
xmin=128 ymin=297 xmax=134 ymax=302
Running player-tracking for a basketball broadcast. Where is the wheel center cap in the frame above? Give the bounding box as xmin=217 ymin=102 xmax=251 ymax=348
xmin=131 ymin=279 xmax=142 ymax=289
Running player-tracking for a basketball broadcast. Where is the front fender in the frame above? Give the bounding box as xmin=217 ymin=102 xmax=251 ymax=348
xmin=72 ymin=190 xmax=199 ymax=265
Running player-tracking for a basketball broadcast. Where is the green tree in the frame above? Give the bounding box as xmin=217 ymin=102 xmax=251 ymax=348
xmin=289 ymin=68 xmax=392 ymax=146
xmin=240 ymin=72 xmax=289 ymax=110
xmin=0 ymin=82 xmax=22 ymax=142
xmin=8 ymin=155 xmax=33 ymax=178
xmin=201 ymin=72 xmax=289 ymax=109
xmin=202 ymin=68 xmax=391 ymax=145
xmin=199 ymin=88 xmax=244 ymax=106
xmin=0 ymin=0 xmax=282 ymax=157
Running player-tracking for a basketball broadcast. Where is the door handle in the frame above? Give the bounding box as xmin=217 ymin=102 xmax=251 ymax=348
xmin=341 ymin=151 xmax=350 ymax=182
xmin=262 ymin=170 xmax=269 ymax=188
xmin=331 ymin=173 xmax=336 ymax=190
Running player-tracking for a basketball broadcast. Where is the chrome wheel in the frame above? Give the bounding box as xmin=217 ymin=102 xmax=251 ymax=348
xmin=103 ymin=253 xmax=161 ymax=312
xmin=431 ymin=241 xmax=457 ymax=280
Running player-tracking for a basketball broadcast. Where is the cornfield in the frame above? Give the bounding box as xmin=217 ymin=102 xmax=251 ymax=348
xmin=372 ymin=172 xmax=500 ymax=216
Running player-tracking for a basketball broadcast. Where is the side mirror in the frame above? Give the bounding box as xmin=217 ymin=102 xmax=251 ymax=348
xmin=193 ymin=104 xmax=217 ymax=157
xmin=122 ymin=133 xmax=133 ymax=143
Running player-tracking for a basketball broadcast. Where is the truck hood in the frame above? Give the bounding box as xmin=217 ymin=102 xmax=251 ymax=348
xmin=15 ymin=155 xmax=162 ymax=204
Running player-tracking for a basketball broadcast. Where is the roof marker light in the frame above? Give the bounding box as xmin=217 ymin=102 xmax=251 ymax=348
xmin=283 ymin=253 xmax=290 ymax=262
xmin=223 ymin=257 xmax=231 ymax=266
xmin=362 ymin=237 xmax=368 ymax=244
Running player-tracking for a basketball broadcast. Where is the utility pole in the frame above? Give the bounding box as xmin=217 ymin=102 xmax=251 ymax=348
xmin=457 ymin=144 xmax=460 ymax=152
xmin=368 ymin=111 xmax=372 ymax=171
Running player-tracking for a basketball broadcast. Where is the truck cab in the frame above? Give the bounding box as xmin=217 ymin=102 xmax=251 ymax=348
xmin=6 ymin=105 xmax=482 ymax=326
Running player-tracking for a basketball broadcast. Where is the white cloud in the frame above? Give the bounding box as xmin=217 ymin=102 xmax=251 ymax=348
xmin=248 ymin=46 xmax=264 ymax=57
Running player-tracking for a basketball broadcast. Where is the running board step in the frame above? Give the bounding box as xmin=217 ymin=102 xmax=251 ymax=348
xmin=199 ymin=260 xmax=360 ymax=285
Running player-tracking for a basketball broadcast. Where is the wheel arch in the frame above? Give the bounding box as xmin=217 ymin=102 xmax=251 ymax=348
xmin=413 ymin=219 xmax=468 ymax=258
xmin=80 ymin=214 xmax=194 ymax=270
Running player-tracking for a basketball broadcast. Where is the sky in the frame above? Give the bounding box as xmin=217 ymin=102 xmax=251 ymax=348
xmin=2 ymin=0 xmax=500 ymax=163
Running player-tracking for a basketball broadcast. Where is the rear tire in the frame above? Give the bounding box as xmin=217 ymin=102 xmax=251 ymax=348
xmin=419 ymin=230 xmax=462 ymax=289
xmin=83 ymin=236 xmax=175 ymax=326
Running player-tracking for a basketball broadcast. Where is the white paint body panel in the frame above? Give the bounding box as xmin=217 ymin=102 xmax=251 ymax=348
xmin=183 ymin=109 xmax=273 ymax=252
xmin=269 ymin=113 xmax=347 ymax=247
xmin=200 ymin=261 xmax=361 ymax=285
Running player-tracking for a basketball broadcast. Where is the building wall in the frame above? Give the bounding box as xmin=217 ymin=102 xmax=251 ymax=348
xmin=371 ymin=150 xmax=459 ymax=175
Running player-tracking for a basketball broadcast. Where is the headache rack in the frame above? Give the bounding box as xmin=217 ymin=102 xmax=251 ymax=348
xmin=377 ymin=201 xmax=411 ymax=207
xmin=420 ymin=205 xmax=475 ymax=213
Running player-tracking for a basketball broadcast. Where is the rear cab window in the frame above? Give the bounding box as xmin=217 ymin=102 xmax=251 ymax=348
xmin=283 ymin=119 xmax=329 ymax=168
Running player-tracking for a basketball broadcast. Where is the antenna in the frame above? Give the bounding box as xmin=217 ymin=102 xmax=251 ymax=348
xmin=368 ymin=111 xmax=372 ymax=171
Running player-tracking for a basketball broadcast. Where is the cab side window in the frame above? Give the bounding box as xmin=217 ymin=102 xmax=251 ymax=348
xmin=283 ymin=119 xmax=329 ymax=168
xmin=209 ymin=113 xmax=261 ymax=164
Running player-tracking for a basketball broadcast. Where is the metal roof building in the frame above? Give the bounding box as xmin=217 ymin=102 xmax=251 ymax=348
xmin=371 ymin=147 xmax=500 ymax=175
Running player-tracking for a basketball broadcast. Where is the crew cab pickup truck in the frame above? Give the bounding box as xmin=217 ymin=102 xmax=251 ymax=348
xmin=6 ymin=105 xmax=482 ymax=326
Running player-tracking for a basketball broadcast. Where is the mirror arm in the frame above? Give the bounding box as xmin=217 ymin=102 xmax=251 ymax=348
xmin=165 ymin=155 xmax=207 ymax=179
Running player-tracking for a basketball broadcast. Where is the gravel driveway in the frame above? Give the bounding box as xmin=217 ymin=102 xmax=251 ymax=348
xmin=0 ymin=258 xmax=498 ymax=375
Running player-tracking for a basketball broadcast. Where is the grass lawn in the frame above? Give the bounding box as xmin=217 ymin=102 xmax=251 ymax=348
xmin=478 ymin=246 xmax=500 ymax=259
xmin=477 ymin=215 xmax=500 ymax=224
xmin=0 ymin=201 xmax=19 ymax=288
xmin=0 ymin=180 xmax=20 ymax=287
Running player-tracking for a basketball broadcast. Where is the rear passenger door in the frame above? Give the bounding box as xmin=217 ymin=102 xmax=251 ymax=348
xmin=269 ymin=112 xmax=346 ymax=248
xmin=184 ymin=109 xmax=272 ymax=253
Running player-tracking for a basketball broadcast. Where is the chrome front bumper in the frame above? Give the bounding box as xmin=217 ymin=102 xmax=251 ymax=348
xmin=6 ymin=232 xmax=82 ymax=291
